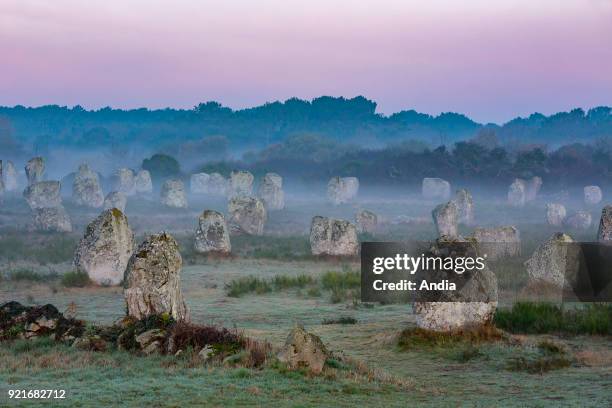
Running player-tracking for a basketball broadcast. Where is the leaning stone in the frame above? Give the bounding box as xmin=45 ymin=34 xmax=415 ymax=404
xmin=472 ymin=226 xmax=521 ymax=261
xmin=31 ymin=206 xmax=72 ymax=232
xmin=160 ymin=179 xmax=188 ymax=208
xmin=190 ymin=173 xmax=210 ymax=194
xmin=25 ymin=157 xmax=45 ymax=185
xmin=309 ymin=216 xmax=359 ymax=256
xmin=564 ymin=211 xmax=592 ymax=229
xmin=134 ymin=170 xmax=153 ymax=194
xmin=72 ymin=164 xmax=104 ymax=208
xmin=525 ymin=176 xmax=542 ymax=202
xmin=113 ymin=168 xmax=136 ymax=196
xmin=422 ymin=178 xmax=451 ymax=200
xmin=507 ymin=179 xmax=526 ymax=207
xmin=228 ymin=196 xmax=266 ymax=235
xmin=546 ymin=203 xmax=566 ymax=226
xmin=194 ymin=210 xmax=231 ymax=254
xmin=584 ymin=186 xmax=602 ymax=205
xmin=104 ymin=191 xmax=127 ymax=213
xmin=454 ymin=189 xmax=474 ymax=225
xmin=597 ymin=205 xmax=612 ymax=242
xmin=525 ymin=233 xmax=574 ymax=288
xmin=258 ymin=172 xmax=285 ymax=210
xmin=124 ymin=232 xmax=189 ymax=321
xmin=327 ymin=176 xmax=359 ymax=205
xmin=432 ymin=201 xmax=458 ymax=238
xmin=229 ymin=170 xmax=254 ymax=198
xmin=355 ymin=209 xmax=377 ymax=234
xmin=2 ymin=160 xmax=18 ymax=191
xmin=23 ymin=181 xmax=62 ymax=209
xmin=277 ymin=325 xmax=329 ymax=374
xmin=74 ymin=208 xmax=134 ymax=286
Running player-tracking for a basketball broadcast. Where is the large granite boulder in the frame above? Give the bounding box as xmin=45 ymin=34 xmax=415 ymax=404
xmin=597 ymin=205 xmax=612 ymax=242
xmin=327 ymin=176 xmax=359 ymax=205
xmin=134 ymin=170 xmax=153 ymax=194
xmin=507 ymin=179 xmax=526 ymax=207
xmin=104 ymin=191 xmax=127 ymax=213
xmin=454 ymin=189 xmax=474 ymax=225
xmin=124 ymin=232 xmax=189 ymax=321
xmin=113 ymin=168 xmax=136 ymax=196
xmin=525 ymin=233 xmax=574 ymax=288
xmin=73 ymin=209 xmax=134 ymax=286
xmin=309 ymin=216 xmax=359 ymax=256
xmin=2 ymin=160 xmax=18 ymax=191
xmin=190 ymin=173 xmax=210 ymax=194
xmin=258 ymin=172 xmax=285 ymax=210
xmin=228 ymin=196 xmax=266 ymax=235
xmin=160 ymin=179 xmax=188 ymax=208
xmin=432 ymin=201 xmax=458 ymax=238
xmin=72 ymin=164 xmax=104 ymax=208
xmin=472 ymin=226 xmax=521 ymax=261
xmin=31 ymin=206 xmax=72 ymax=232
xmin=564 ymin=211 xmax=592 ymax=229
xmin=355 ymin=209 xmax=377 ymax=234
xmin=584 ymin=186 xmax=602 ymax=205
xmin=546 ymin=203 xmax=566 ymax=226
xmin=422 ymin=178 xmax=451 ymax=200
xmin=229 ymin=170 xmax=254 ymax=198
xmin=23 ymin=181 xmax=62 ymax=209
xmin=194 ymin=210 xmax=231 ymax=254
xmin=25 ymin=157 xmax=45 ymax=186
xmin=525 ymin=176 xmax=542 ymax=202
xmin=277 ymin=325 xmax=329 ymax=374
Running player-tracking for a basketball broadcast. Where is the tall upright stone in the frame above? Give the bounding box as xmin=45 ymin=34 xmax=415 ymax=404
xmin=525 ymin=176 xmax=542 ymax=202
xmin=160 ymin=179 xmax=188 ymax=208
xmin=229 ymin=170 xmax=254 ymax=198
xmin=113 ymin=168 xmax=136 ymax=196
xmin=124 ymin=232 xmax=189 ymax=321
xmin=327 ymin=176 xmax=359 ymax=205
xmin=0 ymin=161 xmax=4 ymax=197
xmin=598 ymin=205 xmax=612 ymax=242
xmin=310 ymin=216 xmax=359 ymax=256
xmin=228 ymin=196 xmax=266 ymax=235
xmin=584 ymin=186 xmax=602 ymax=205
xmin=74 ymin=208 xmax=134 ymax=286
xmin=72 ymin=164 xmax=104 ymax=208
xmin=134 ymin=170 xmax=153 ymax=194
xmin=432 ymin=201 xmax=458 ymax=238
xmin=454 ymin=189 xmax=474 ymax=225
xmin=25 ymin=157 xmax=45 ymax=186
xmin=208 ymin=173 xmax=229 ymax=196
xmin=194 ymin=210 xmax=231 ymax=254
xmin=525 ymin=233 xmax=574 ymax=288
xmin=258 ymin=172 xmax=285 ymax=210
xmin=546 ymin=203 xmax=567 ymax=226
xmin=355 ymin=209 xmax=378 ymax=234
xmin=104 ymin=191 xmax=127 ymax=213
xmin=3 ymin=160 xmax=18 ymax=191
xmin=190 ymin=173 xmax=210 ymax=194
xmin=472 ymin=226 xmax=521 ymax=261
xmin=508 ymin=179 xmax=526 ymax=207
xmin=23 ymin=181 xmax=62 ymax=209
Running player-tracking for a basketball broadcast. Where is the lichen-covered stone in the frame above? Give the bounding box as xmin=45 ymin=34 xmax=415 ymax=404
xmin=508 ymin=179 xmax=526 ymax=207
xmin=113 ymin=168 xmax=136 ymax=196
xmin=72 ymin=164 xmax=104 ymax=208
xmin=309 ymin=216 xmax=359 ymax=256
xmin=472 ymin=226 xmax=521 ymax=261
xmin=194 ymin=210 xmax=231 ymax=254
xmin=454 ymin=189 xmax=474 ymax=225
xmin=74 ymin=208 xmax=134 ymax=286
xmin=2 ymin=160 xmax=18 ymax=191
xmin=104 ymin=191 xmax=127 ymax=213
xmin=134 ymin=170 xmax=153 ymax=194
xmin=327 ymin=176 xmax=359 ymax=205
xmin=228 ymin=196 xmax=266 ymax=235
xmin=160 ymin=179 xmax=188 ymax=208
xmin=597 ymin=205 xmax=612 ymax=242
xmin=277 ymin=325 xmax=329 ymax=374
xmin=355 ymin=209 xmax=377 ymax=234
xmin=432 ymin=201 xmax=458 ymax=238
xmin=25 ymin=157 xmax=45 ymax=186
xmin=546 ymin=203 xmax=566 ymax=226
xmin=525 ymin=233 xmax=574 ymax=288
xmin=31 ymin=206 xmax=72 ymax=232
xmin=229 ymin=170 xmax=254 ymax=198
xmin=258 ymin=172 xmax=285 ymax=210
xmin=422 ymin=178 xmax=451 ymax=200
xmin=525 ymin=176 xmax=542 ymax=202
xmin=23 ymin=181 xmax=62 ymax=209
xmin=564 ymin=211 xmax=592 ymax=229
xmin=584 ymin=185 xmax=602 ymax=205
xmin=124 ymin=232 xmax=189 ymax=321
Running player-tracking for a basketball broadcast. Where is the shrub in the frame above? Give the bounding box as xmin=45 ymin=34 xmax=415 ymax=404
xmin=398 ymin=325 xmax=504 ymax=350
xmin=322 ymin=316 xmax=357 ymax=325
xmin=61 ymin=271 xmax=91 ymax=288
xmin=8 ymin=269 xmax=58 ymax=282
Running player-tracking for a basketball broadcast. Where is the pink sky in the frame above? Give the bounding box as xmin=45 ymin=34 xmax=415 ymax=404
xmin=1 ymin=0 xmax=611 ymax=123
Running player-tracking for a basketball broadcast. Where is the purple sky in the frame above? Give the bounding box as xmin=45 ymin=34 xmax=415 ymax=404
xmin=1 ymin=0 xmax=611 ymax=123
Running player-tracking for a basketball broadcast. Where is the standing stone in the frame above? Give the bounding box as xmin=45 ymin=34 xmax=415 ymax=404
xmin=277 ymin=325 xmax=329 ymax=374
xmin=25 ymin=157 xmax=45 ymax=186
xmin=507 ymin=179 xmax=526 ymax=207
xmin=597 ymin=205 xmax=612 ymax=242
xmin=472 ymin=226 xmax=521 ymax=261
xmin=432 ymin=201 xmax=458 ymax=238
xmin=23 ymin=181 xmax=62 ymax=209
xmin=228 ymin=196 xmax=266 ymax=235
xmin=525 ymin=176 xmax=542 ymax=202
xmin=564 ymin=211 xmax=592 ymax=229
xmin=454 ymin=189 xmax=474 ymax=225
xmin=0 ymin=161 xmax=4 ymax=197
xmin=124 ymin=232 xmax=189 ymax=321
xmin=546 ymin=203 xmax=567 ymax=226
xmin=31 ymin=206 xmax=72 ymax=233
xmin=584 ymin=186 xmax=602 ymax=205
xmin=190 ymin=173 xmax=210 ymax=194
xmin=355 ymin=209 xmax=378 ymax=234
xmin=104 ymin=191 xmax=127 ymax=213
xmin=309 ymin=216 xmax=359 ymax=256
xmin=229 ymin=170 xmax=254 ymax=197
xmin=525 ymin=233 xmax=574 ymax=288
xmin=208 ymin=173 xmax=229 ymax=196
xmin=113 ymin=168 xmax=136 ymax=196
xmin=194 ymin=210 xmax=231 ymax=254
xmin=134 ymin=170 xmax=153 ymax=194
xmin=160 ymin=179 xmax=188 ymax=208
xmin=72 ymin=164 xmax=104 ymax=208
xmin=327 ymin=176 xmax=359 ymax=205
xmin=3 ymin=160 xmax=18 ymax=191
xmin=74 ymin=209 xmax=134 ymax=286
xmin=258 ymin=172 xmax=285 ymax=210
xmin=422 ymin=178 xmax=451 ymax=200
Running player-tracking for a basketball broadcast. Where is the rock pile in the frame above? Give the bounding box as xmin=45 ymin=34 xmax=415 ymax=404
xmin=72 ymin=164 xmax=104 ymax=208
xmin=422 ymin=178 xmax=450 ymax=200
xmin=160 ymin=179 xmax=188 ymax=208
xmin=25 ymin=157 xmax=45 ymax=185
xmin=0 ymin=301 xmax=84 ymax=342
xmin=472 ymin=226 xmax=521 ymax=261
xmin=432 ymin=201 xmax=458 ymax=237
xmin=194 ymin=210 xmax=231 ymax=254
xmin=258 ymin=172 xmax=285 ymax=210
xmin=104 ymin=191 xmax=127 ymax=212
xmin=584 ymin=185 xmax=602 ymax=205
xmin=309 ymin=216 xmax=359 ymax=256
xmin=228 ymin=196 xmax=266 ymax=235
xmin=546 ymin=203 xmax=566 ymax=226
xmin=327 ymin=176 xmax=359 ymax=205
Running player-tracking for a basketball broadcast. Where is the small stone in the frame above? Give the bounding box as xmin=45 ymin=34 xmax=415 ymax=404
xmin=135 ymin=329 xmax=166 ymax=348
xmin=198 ymin=345 xmax=214 ymax=361
xmin=161 ymin=179 xmax=188 ymax=208
xmin=228 ymin=196 xmax=266 ymax=235
xmin=277 ymin=325 xmax=329 ymax=374
xmin=310 ymin=216 xmax=359 ymax=256
xmin=472 ymin=226 xmax=521 ymax=261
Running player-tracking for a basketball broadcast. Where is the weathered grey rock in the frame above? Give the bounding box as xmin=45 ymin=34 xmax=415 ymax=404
xmin=472 ymin=226 xmax=521 ymax=261
xmin=309 ymin=216 xmax=359 ymax=256
xmin=546 ymin=203 xmax=567 ymax=226
xmin=25 ymin=157 xmax=45 ymax=186
xmin=597 ymin=205 xmax=612 ymax=242
xmin=23 ymin=181 xmax=62 ymax=209
xmin=194 ymin=210 xmax=231 ymax=254
xmin=525 ymin=233 xmax=574 ymax=288
xmin=584 ymin=185 xmax=602 ymax=205
xmin=208 ymin=173 xmax=229 ymax=196
xmin=160 ymin=179 xmax=188 ymax=208
xmin=564 ymin=211 xmax=592 ymax=229
xmin=277 ymin=325 xmax=329 ymax=374
xmin=525 ymin=176 xmax=542 ymax=202
xmin=258 ymin=172 xmax=285 ymax=210
xmin=0 ymin=161 xmax=4 ymax=197
xmin=113 ymin=168 xmax=136 ymax=196
xmin=327 ymin=176 xmax=359 ymax=205
xmin=124 ymin=232 xmax=189 ymax=321
xmin=508 ymin=179 xmax=526 ymax=207
xmin=190 ymin=173 xmax=210 ymax=194
xmin=228 ymin=196 xmax=266 ymax=235
xmin=414 ymin=238 xmax=498 ymax=331
xmin=432 ymin=201 xmax=458 ymax=238
xmin=74 ymin=208 xmax=134 ymax=286
xmin=229 ymin=170 xmax=254 ymax=197
xmin=134 ymin=170 xmax=153 ymax=194
xmin=355 ymin=209 xmax=377 ymax=234
xmin=2 ymin=160 xmax=18 ymax=191
xmin=72 ymin=164 xmax=104 ymax=208
xmin=454 ymin=189 xmax=474 ymax=225
xmin=422 ymin=178 xmax=451 ymax=200
xmin=31 ymin=206 xmax=72 ymax=232
xmin=104 ymin=191 xmax=127 ymax=213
